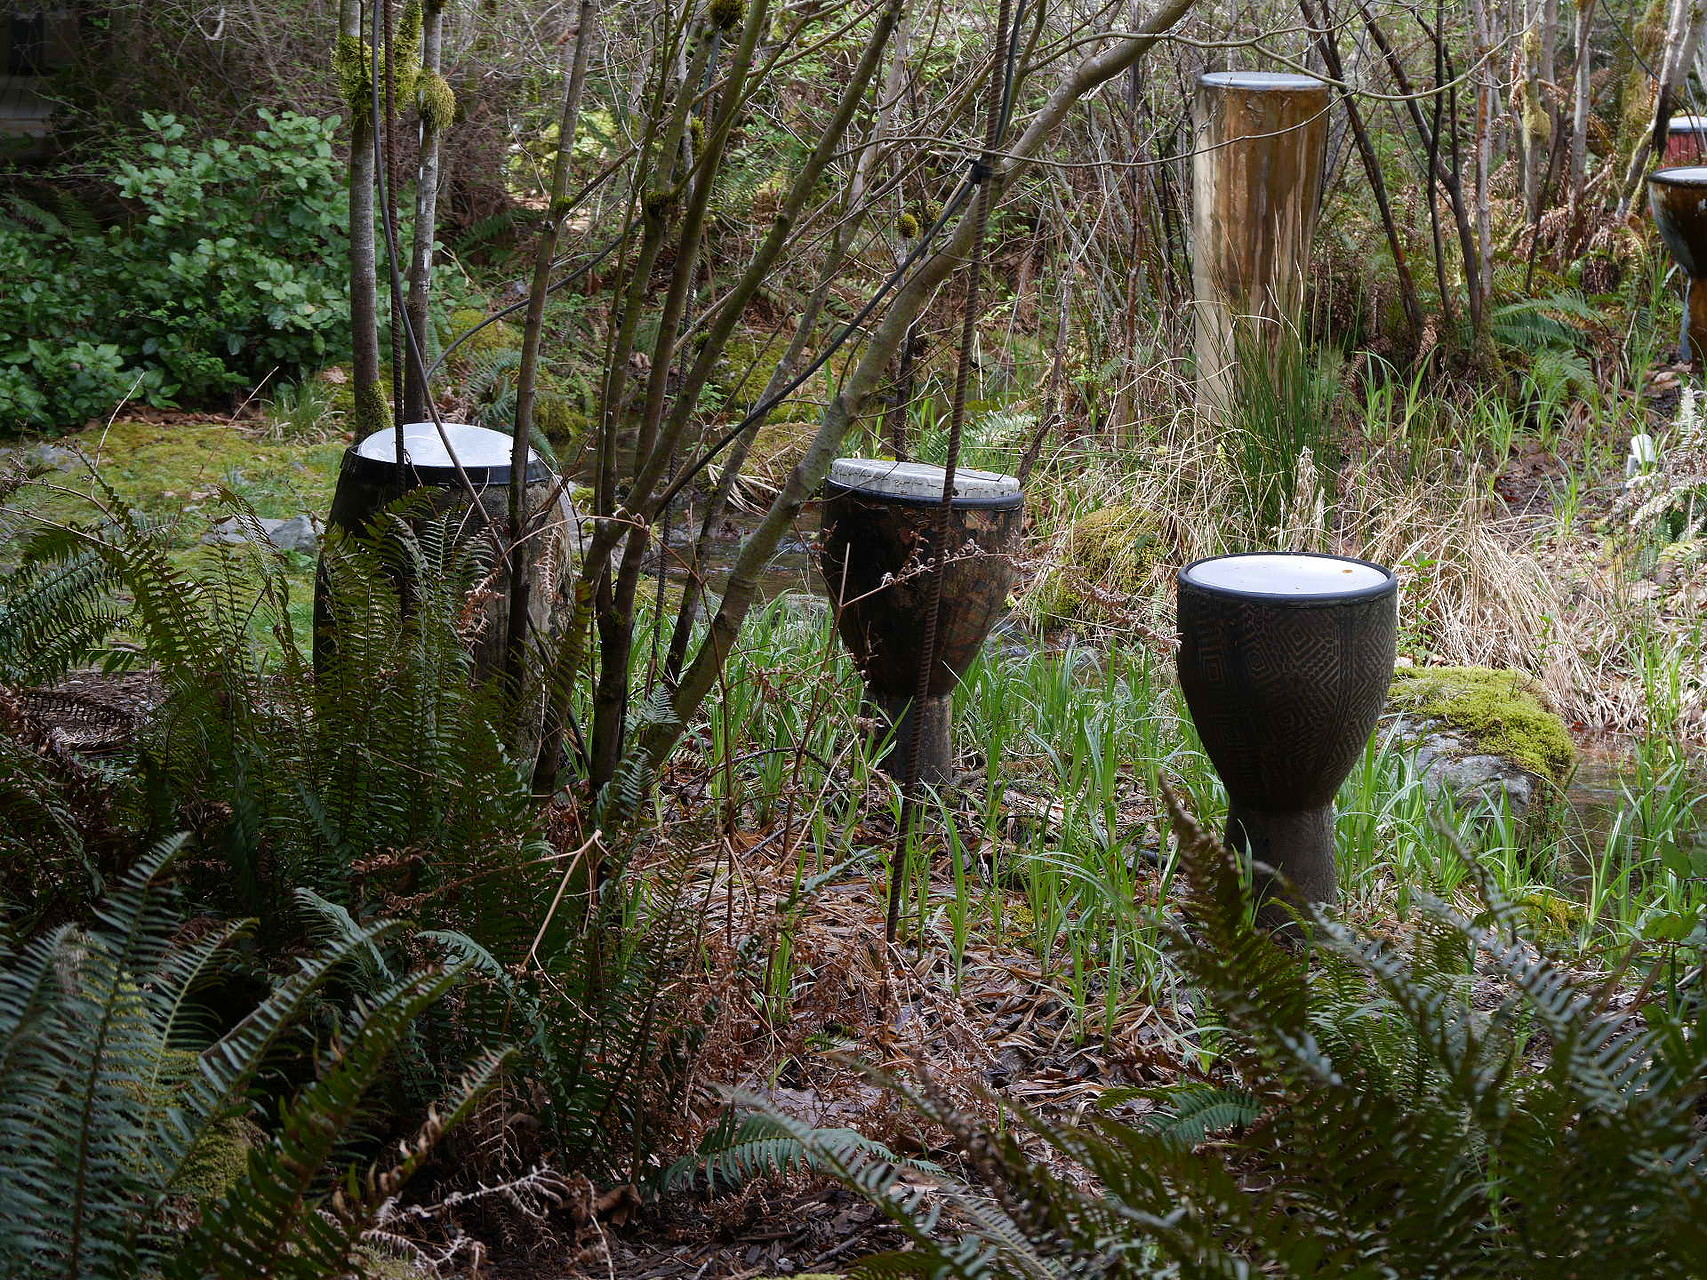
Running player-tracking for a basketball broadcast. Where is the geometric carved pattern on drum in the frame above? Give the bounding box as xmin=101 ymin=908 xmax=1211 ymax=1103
xmin=1177 ymin=552 xmax=1397 ymax=912
xmin=1177 ymin=557 xmax=1398 ymax=813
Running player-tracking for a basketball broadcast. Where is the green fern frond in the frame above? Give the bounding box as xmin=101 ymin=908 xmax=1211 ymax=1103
xmin=166 ymin=967 xmax=481 ymax=1280
xmin=659 ymin=1110 xmax=918 ymax=1196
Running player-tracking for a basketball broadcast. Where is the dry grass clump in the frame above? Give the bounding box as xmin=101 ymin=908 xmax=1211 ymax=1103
xmin=1015 ymin=404 xmax=1696 ymax=739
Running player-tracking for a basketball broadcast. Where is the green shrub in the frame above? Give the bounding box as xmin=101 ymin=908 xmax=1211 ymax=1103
xmin=0 ymin=110 xmax=352 ymax=431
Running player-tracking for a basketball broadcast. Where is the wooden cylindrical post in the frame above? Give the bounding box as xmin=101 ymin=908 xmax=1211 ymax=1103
xmin=1191 ymin=71 xmax=1330 ymax=417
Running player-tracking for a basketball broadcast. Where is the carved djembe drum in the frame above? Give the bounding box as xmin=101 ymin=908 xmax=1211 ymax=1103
xmin=1649 ymin=166 xmax=1707 ymax=364
xmin=817 ymin=459 xmax=1023 ymax=785
xmin=1176 ymin=552 xmax=1398 ymax=918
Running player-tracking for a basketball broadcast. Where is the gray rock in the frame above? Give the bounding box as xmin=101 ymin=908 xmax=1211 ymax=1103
xmin=266 ymin=514 xmax=322 ymax=552
xmin=990 ymin=613 xmax=1040 ymax=661
xmin=31 ymin=444 xmax=78 ymax=470
xmin=203 ymin=514 xmax=323 ymax=553
xmin=1388 ymin=714 xmax=1538 ymax=818
xmin=203 ymin=517 xmax=249 ymax=547
xmin=4 ymin=442 xmax=78 ymax=471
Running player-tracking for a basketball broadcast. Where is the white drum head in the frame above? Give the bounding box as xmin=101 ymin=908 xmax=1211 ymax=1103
xmin=1183 ymin=552 xmax=1390 ymax=597
xmin=1652 ymin=165 xmax=1707 ymax=186
xmin=1200 ymin=71 xmax=1325 ymax=92
xmin=827 ymin=458 xmax=1021 ymax=505
xmin=355 ymin=422 xmax=534 ymax=470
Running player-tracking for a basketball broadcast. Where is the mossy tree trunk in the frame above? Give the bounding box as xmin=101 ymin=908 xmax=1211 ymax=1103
xmin=401 ymin=0 xmax=450 ymax=426
xmin=338 ymin=0 xmax=386 ymax=439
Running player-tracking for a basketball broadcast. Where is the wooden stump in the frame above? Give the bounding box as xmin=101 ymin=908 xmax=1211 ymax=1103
xmin=1191 ymin=71 xmax=1330 ymax=419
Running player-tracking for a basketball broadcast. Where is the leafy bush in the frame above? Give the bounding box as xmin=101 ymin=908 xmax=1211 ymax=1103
xmin=0 ymin=110 xmax=351 ymax=431
xmin=794 ymin=793 xmax=1707 ymax=1278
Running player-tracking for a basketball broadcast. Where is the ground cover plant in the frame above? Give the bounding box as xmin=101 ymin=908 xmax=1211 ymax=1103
xmin=4 ymin=0 xmax=1707 ymax=1274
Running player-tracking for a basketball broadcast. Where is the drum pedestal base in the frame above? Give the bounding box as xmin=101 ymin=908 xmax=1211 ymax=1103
xmin=1226 ymin=800 xmax=1337 ymax=926
xmin=870 ymin=693 xmax=955 ymax=787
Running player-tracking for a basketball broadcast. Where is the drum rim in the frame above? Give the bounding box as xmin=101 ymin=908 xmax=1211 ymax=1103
xmin=1178 ymin=551 xmax=1397 ymax=605
xmin=823 ymin=478 xmax=1025 ymax=511
xmin=340 ymin=445 xmax=553 ymax=487
xmin=1198 ymin=70 xmax=1326 ymax=91
xmin=1649 ymin=164 xmax=1707 ymax=188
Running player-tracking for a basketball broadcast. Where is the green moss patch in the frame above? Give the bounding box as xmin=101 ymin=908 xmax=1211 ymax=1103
xmin=3 ymin=418 xmax=343 ymax=657
xmin=1387 ymin=665 xmax=1577 ymax=785
xmin=8 ymin=418 xmax=342 ymax=526
xmin=534 ymin=396 xmax=588 ymax=450
xmin=1028 ymin=503 xmax=1163 ymax=625
xmin=446 ymin=307 xmax=520 ymax=362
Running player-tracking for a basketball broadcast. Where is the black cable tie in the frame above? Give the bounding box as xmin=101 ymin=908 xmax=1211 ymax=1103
xmin=968 ymin=158 xmax=993 ymax=183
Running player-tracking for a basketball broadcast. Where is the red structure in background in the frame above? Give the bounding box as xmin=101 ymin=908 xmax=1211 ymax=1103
xmin=1666 ymin=116 xmax=1707 ymax=162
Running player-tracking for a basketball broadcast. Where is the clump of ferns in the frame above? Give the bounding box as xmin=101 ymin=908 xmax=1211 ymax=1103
xmin=767 ymin=788 xmax=1707 ymax=1278
xmin=0 ymin=478 xmax=748 ymax=1185
xmin=0 ymin=479 xmax=549 ymax=938
xmin=0 ymin=835 xmax=506 ymax=1279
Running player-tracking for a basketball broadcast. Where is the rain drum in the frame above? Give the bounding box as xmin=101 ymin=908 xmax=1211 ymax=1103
xmin=1649 ymin=166 xmax=1707 ymax=362
xmin=1176 ymin=552 xmax=1397 ymax=920
xmin=314 ymin=422 xmax=574 ymax=696
xmin=817 ymin=459 xmax=1023 ymax=786
xmin=1667 ymin=116 xmax=1707 ymax=163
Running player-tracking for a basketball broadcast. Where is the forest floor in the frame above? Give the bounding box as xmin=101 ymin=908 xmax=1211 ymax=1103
xmin=4 ymin=360 xmax=1703 ymax=1277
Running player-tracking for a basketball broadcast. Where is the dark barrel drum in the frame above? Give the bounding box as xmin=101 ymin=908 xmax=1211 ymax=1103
xmin=1176 ymin=552 xmax=1397 ymax=920
xmin=1667 ymin=116 xmax=1707 ymax=163
xmin=817 ymin=459 xmax=1023 ymax=785
xmin=314 ymin=423 xmax=574 ymax=706
xmin=1649 ymin=166 xmax=1707 ymax=363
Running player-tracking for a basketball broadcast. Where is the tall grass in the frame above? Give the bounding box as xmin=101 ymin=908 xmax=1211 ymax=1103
xmin=683 ymin=589 xmax=1704 ymax=1041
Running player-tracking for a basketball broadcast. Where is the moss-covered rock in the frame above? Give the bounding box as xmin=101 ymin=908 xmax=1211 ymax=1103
xmin=534 ymin=396 xmax=588 ymax=451
xmin=1028 ymin=503 xmax=1164 ymax=625
xmin=445 ymin=307 xmax=520 ymax=363
xmin=146 ymin=1047 xmax=264 ymax=1204
xmin=718 ymin=334 xmax=794 ymax=404
xmin=1387 ymin=665 xmax=1576 ymax=788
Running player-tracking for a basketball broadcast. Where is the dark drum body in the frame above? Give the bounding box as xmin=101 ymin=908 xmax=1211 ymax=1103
xmin=1648 ymin=166 xmax=1707 ymax=363
xmin=315 ymin=423 xmax=575 ymax=739
xmin=817 ymin=459 xmax=1023 ymax=785
xmin=1176 ymin=552 xmax=1398 ymax=921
